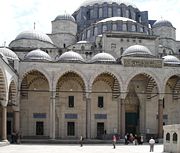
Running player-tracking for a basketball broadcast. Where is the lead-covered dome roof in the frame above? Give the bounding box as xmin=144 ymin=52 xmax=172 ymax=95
xmin=91 ymin=52 xmax=116 ymax=63
xmin=24 ymin=49 xmax=52 ymax=61
xmin=58 ymin=50 xmax=84 ymax=62
xmin=163 ymin=55 xmax=180 ymax=64
xmin=0 ymin=47 xmax=18 ymax=60
xmin=152 ymin=19 xmax=173 ymax=28
xmin=122 ymin=45 xmax=153 ymax=57
xmin=97 ymin=16 xmax=136 ymax=23
xmin=55 ymin=13 xmax=75 ymax=22
xmin=80 ymin=0 xmax=137 ymax=8
xmin=15 ymin=30 xmax=53 ymax=44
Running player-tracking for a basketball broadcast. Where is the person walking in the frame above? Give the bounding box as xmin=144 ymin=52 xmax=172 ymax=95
xmin=112 ymin=135 xmax=117 ymax=149
xmin=149 ymin=137 xmax=155 ymax=152
xmin=80 ymin=136 xmax=84 ymax=147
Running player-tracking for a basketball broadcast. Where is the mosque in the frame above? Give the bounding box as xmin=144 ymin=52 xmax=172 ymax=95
xmin=0 ymin=0 xmax=180 ymax=142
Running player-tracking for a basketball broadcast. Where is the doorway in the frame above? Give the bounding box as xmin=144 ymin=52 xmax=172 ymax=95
xmin=36 ymin=121 xmax=44 ymax=135
xmin=97 ymin=122 xmax=104 ymax=138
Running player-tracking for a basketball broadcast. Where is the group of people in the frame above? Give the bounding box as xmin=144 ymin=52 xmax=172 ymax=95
xmin=124 ymin=133 xmax=144 ymax=145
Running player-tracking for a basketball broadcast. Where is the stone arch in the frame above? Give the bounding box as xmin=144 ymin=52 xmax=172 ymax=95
xmin=124 ymin=71 xmax=160 ymax=97
xmin=54 ymin=68 xmax=88 ymax=93
xmin=91 ymin=72 xmax=121 ymax=99
xmin=20 ymin=70 xmax=50 ymax=99
xmin=0 ymin=68 xmax=8 ymax=106
xmin=8 ymin=80 xmax=17 ymax=105
xmin=20 ymin=66 xmax=51 ymax=88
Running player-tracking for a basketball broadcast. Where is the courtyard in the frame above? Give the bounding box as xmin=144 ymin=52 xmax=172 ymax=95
xmin=0 ymin=144 xmax=164 ymax=153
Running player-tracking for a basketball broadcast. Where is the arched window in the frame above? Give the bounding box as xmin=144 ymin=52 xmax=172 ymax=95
xmin=87 ymin=30 xmax=91 ymax=38
xmin=94 ymin=27 xmax=98 ymax=36
xmin=140 ymin=27 xmax=143 ymax=32
xmin=132 ymin=25 xmax=136 ymax=32
xmin=112 ymin=23 xmax=117 ymax=31
xmin=99 ymin=8 xmax=103 ymax=18
xmin=117 ymin=8 xmax=121 ymax=16
xmin=120 ymin=47 xmax=124 ymax=55
xmin=82 ymin=33 xmax=85 ymax=40
xmin=90 ymin=9 xmax=94 ymax=19
xmin=108 ymin=7 xmax=112 ymax=17
xmin=126 ymin=10 xmax=129 ymax=18
xmin=123 ymin=24 xmax=127 ymax=31
xmin=102 ymin=25 xmax=107 ymax=32
xmin=173 ymin=133 xmax=178 ymax=143
xmin=166 ymin=133 xmax=170 ymax=142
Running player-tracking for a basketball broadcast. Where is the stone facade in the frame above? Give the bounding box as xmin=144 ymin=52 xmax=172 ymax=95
xmin=0 ymin=0 xmax=180 ymax=142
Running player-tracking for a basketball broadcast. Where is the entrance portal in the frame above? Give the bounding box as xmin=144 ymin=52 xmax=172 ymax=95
xmin=97 ymin=122 xmax=104 ymax=138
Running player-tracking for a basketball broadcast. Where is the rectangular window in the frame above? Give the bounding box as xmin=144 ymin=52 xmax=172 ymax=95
xmin=69 ymin=96 xmax=74 ymax=107
xmin=98 ymin=96 xmax=104 ymax=108
xmin=67 ymin=122 xmax=75 ymax=136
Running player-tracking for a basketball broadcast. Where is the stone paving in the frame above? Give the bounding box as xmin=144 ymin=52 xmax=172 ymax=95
xmin=0 ymin=144 xmax=164 ymax=153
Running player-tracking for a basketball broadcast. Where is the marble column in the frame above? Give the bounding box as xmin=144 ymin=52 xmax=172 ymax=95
xmin=86 ymin=96 xmax=91 ymax=139
xmin=117 ymin=98 xmax=121 ymax=134
xmin=2 ymin=106 xmax=7 ymax=141
xmin=50 ymin=91 xmax=56 ymax=139
xmin=14 ymin=111 xmax=20 ymax=132
xmin=158 ymin=99 xmax=163 ymax=138
xmin=120 ymin=99 xmax=125 ymax=138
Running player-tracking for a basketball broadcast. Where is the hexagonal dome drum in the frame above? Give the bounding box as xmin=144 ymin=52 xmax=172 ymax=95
xmin=152 ymin=19 xmax=173 ymax=28
xmin=15 ymin=30 xmax=53 ymax=44
xmin=58 ymin=50 xmax=84 ymax=62
xmin=55 ymin=14 xmax=75 ymax=22
xmin=91 ymin=52 xmax=116 ymax=62
xmin=0 ymin=47 xmax=18 ymax=60
xmin=163 ymin=55 xmax=180 ymax=64
xmin=122 ymin=45 xmax=153 ymax=57
xmin=79 ymin=0 xmax=137 ymax=8
xmin=24 ymin=49 xmax=52 ymax=61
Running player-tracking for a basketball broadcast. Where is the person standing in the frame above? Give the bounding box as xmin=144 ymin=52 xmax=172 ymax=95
xmin=149 ymin=137 xmax=155 ymax=152
xmin=80 ymin=136 xmax=83 ymax=147
xmin=112 ymin=135 xmax=117 ymax=149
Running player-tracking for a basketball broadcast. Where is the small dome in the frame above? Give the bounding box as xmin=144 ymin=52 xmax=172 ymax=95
xmin=55 ymin=14 xmax=75 ymax=22
xmin=15 ymin=30 xmax=53 ymax=44
xmin=0 ymin=47 xmax=18 ymax=60
xmin=163 ymin=55 xmax=180 ymax=64
xmin=58 ymin=50 xmax=84 ymax=62
xmin=24 ymin=49 xmax=52 ymax=61
xmin=97 ymin=17 xmax=136 ymax=23
xmin=91 ymin=52 xmax=116 ymax=62
xmin=152 ymin=19 xmax=173 ymax=28
xmin=122 ymin=45 xmax=153 ymax=57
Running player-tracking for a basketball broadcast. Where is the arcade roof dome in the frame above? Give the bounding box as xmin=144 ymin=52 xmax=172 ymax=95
xmin=24 ymin=49 xmax=52 ymax=61
xmin=163 ymin=55 xmax=180 ymax=64
xmin=152 ymin=19 xmax=173 ymax=28
xmin=122 ymin=45 xmax=153 ymax=57
xmin=15 ymin=30 xmax=53 ymax=44
xmin=79 ymin=0 xmax=137 ymax=8
xmin=58 ymin=50 xmax=84 ymax=62
xmin=55 ymin=14 xmax=75 ymax=22
xmin=91 ymin=52 xmax=116 ymax=62
xmin=0 ymin=47 xmax=19 ymax=60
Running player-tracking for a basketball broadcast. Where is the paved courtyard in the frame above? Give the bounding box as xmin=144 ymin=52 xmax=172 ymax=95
xmin=0 ymin=144 xmax=164 ymax=153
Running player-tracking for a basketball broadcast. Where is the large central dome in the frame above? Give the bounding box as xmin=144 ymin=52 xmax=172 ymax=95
xmin=80 ymin=0 xmax=137 ymax=8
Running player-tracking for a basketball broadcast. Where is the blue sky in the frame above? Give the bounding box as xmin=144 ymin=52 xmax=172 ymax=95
xmin=0 ymin=0 xmax=180 ymax=46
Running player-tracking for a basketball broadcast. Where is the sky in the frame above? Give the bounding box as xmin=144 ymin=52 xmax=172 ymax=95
xmin=0 ymin=0 xmax=180 ymax=46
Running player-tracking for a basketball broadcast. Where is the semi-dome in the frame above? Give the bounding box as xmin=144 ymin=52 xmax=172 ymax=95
xmin=91 ymin=52 xmax=116 ymax=62
xmin=122 ymin=45 xmax=153 ymax=57
xmin=24 ymin=49 xmax=52 ymax=61
xmin=55 ymin=14 xmax=75 ymax=22
xmin=163 ymin=55 xmax=180 ymax=64
xmin=0 ymin=47 xmax=18 ymax=60
xmin=98 ymin=16 xmax=136 ymax=23
xmin=79 ymin=0 xmax=137 ymax=8
xmin=58 ymin=50 xmax=84 ymax=62
xmin=0 ymin=52 xmax=9 ymax=64
xmin=15 ymin=30 xmax=53 ymax=44
xmin=152 ymin=19 xmax=173 ymax=28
